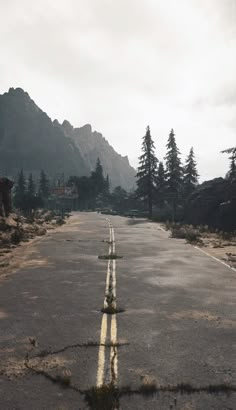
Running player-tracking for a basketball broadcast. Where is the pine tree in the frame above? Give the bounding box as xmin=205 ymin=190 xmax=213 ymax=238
xmin=105 ymin=175 xmax=110 ymax=194
xmin=156 ymin=161 xmax=166 ymax=208
xmin=14 ymin=169 xmax=26 ymax=209
xmin=229 ymin=153 xmax=236 ymax=181
xmin=39 ymin=170 xmax=50 ymax=198
xmin=221 ymin=147 xmax=236 ymax=181
xmin=165 ymin=129 xmax=183 ymax=220
xmin=136 ymin=126 xmax=158 ymax=217
xmin=183 ymin=147 xmax=199 ymax=196
xmin=27 ymin=173 xmax=35 ymax=197
xmin=91 ymin=158 xmax=105 ymax=195
xmin=103 ymin=174 xmax=110 ymax=203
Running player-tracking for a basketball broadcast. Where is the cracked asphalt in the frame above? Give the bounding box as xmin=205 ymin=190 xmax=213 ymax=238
xmin=0 ymin=212 xmax=235 ymax=409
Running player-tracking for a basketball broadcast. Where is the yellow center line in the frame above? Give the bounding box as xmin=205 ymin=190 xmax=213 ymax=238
xmin=110 ymin=314 xmax=118 ymax=385
xmin=96 ymin=219 xmax=118 ymax=387
xmin=96 ymin=313 xmax=108 ymax=387
xmin=110 ymin=227 xmax=118 ymax=384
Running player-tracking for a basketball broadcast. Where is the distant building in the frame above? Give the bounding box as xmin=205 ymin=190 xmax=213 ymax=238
xmin=48 ymin=185 xmax=78 ymax=211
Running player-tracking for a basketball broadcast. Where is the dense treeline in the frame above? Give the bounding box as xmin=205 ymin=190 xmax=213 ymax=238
xmin=14 ymin=169 xmax=49 ymax=212
xmin=12 ymin=130 xmax=236 ymax=231
xmin=135 ymin=127 xmax=236 ymax=230
xmin=68 ymin=158 xmax=110 ymax=209
xmin=13 ymin=159 xmax=134 ymax=214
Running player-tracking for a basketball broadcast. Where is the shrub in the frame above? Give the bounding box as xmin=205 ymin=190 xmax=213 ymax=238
xmin=55 ymin=216 xmax=65 ymax=225
xmin=0 ymin=219 xmax=11 ymax=232
xmin=219 ymin=231 xmax=235 ymax=241
xmin=171 ymin=225 xmax=202 ymax=244
xmin=10 ymin=227 xmax=24 ymax=244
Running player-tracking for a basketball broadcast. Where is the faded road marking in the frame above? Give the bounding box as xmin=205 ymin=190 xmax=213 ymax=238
xmin=96 ymin=313 xmax=108 ymax=387
xmin=194 ymin=246 xmax=236 ymax=272
xmin=96 ymin=220 xmax=118 ymax=387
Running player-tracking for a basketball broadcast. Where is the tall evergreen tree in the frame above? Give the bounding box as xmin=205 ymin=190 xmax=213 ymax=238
xmin=27 ymin=173 xmax=43 ymax=212
xmin=136 ymin=126 xmax=158 ymax=217
xmin=105 ymin=175 xmax=110 ymax=194
xmin=229 ymin=153 xmax=236 ymax=181
xmin=165 ymin=129 xmax=183 ymax=220
xmin=91 ymin=158 xmax=106 ymax=197
xmin=156 ymin=161 xmax=167 ymax=209
xmin=222 ymin=147 xmax=236 ymax=181
xmin=39 ymin=170 xmax=50 ymax=198
xmin=14 ymin=169 xmax=26 ymax=209
xmin=27 ymin=173 xmax=35 ymax=197
xmin=183 ymin=147 xmax=199 ymax=196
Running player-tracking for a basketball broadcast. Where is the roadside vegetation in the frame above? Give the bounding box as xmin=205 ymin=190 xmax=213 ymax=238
xmin=0 ymin=210 xmax=68 ymax=267
xmin=163 ymin=221 xmax=236 ymax=266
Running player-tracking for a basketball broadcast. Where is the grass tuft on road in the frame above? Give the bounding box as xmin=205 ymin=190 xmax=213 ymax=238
xmin=84 ymin=383 xmax=119 ymax=410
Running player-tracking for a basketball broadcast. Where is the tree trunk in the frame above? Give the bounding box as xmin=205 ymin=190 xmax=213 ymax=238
xmin=148 ymin=193 xmax=152 ymax=218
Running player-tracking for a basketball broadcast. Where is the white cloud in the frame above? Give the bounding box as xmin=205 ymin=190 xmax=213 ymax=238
xmin=0 ymin=0 xmax=235 ymax=180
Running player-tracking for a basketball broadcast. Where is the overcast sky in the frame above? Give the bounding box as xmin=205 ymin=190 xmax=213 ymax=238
xmin=1 ymin=0 xmax=236 ymax=181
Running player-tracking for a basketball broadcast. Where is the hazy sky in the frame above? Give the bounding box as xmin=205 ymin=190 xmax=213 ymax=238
xmin=1 ymin=0 xmax=236 ymax=181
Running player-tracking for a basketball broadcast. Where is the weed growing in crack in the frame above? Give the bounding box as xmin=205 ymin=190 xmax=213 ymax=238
xmin=110 ymin=346 xmax=117 ymax=385
xmin=139 ymin=382 xmax=158 ymax=396
xmin=84 ymin=383 xmax=119 ymax=410
xmin=102 ymin=292 xmax=125 ymax=314
xmin=105 ymin=292 xmax=115 ymax=306
xmin=101 ymin=240 xmax=113 ymax=245
xmin=57 ymin=370 xmax=72 ymax=387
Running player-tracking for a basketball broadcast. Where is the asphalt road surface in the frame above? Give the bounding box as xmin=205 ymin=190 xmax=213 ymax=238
xmin=0 ymin=212 xmax=235 ymax=410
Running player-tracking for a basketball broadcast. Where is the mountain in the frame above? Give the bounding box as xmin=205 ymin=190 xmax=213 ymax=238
xmin=0 ymin=88 xmax=89 ymax=178
xmin=61 ymin=121 xmax=136 ymax=190
xmin=0 ymin=88 xmax=136 ymax=190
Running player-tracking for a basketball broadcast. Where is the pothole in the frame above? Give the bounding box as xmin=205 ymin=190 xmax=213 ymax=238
xmin=98 ymin=254 xmax=123 ymax=260
xmin=101 ymin=307 xmax=125 ymax=315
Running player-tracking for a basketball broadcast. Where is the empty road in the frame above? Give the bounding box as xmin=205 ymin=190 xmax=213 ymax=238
xmin=0 ymin=212 xmax=235 ymax=409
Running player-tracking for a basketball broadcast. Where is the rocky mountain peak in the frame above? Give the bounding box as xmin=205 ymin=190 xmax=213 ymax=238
xmin=62 ymin=120 xmax=74 ymax=136
xmin=0 ymin=88 xmax=136 ymax=190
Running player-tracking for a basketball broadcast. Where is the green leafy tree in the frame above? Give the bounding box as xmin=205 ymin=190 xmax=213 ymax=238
xmin=39 ymin=170 xmax=50 ymax=199
xmin=14 ymin=169 xmax=26 ymax=209
xmin=165 ymin=129 xmax=183 ymax=220
xmin=156 ymin=161 xmax=167 ymax=209
xmin=136 ymin=126 xmax=158 ymax=217
xmin=183 ymin=147 xmax=199 ymax=197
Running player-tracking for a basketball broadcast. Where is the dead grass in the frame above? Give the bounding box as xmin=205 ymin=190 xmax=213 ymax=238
xmin=84 ymin=383 xmax=119 ymax=410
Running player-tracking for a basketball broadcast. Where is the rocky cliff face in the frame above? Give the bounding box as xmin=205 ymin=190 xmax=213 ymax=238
xmin=0 ymin=88 xmax=89 ymax=178
xmin=61 ymin=121 xmax=136 ymax=190
xmin=0 ymin=88 xmax=136 ymax=190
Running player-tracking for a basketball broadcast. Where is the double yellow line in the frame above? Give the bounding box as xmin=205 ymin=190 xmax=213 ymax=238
xmin=97 ymin=221 xmax=118 ymax=387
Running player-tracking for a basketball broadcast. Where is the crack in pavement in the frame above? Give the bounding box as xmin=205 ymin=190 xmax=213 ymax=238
xmin=25 ymin=340 xmax=129 ymax=360
xmin=110 ymin=345 xmax=118 ymax=385
xmin=23 ymin=345 xmax=236 ymax=409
